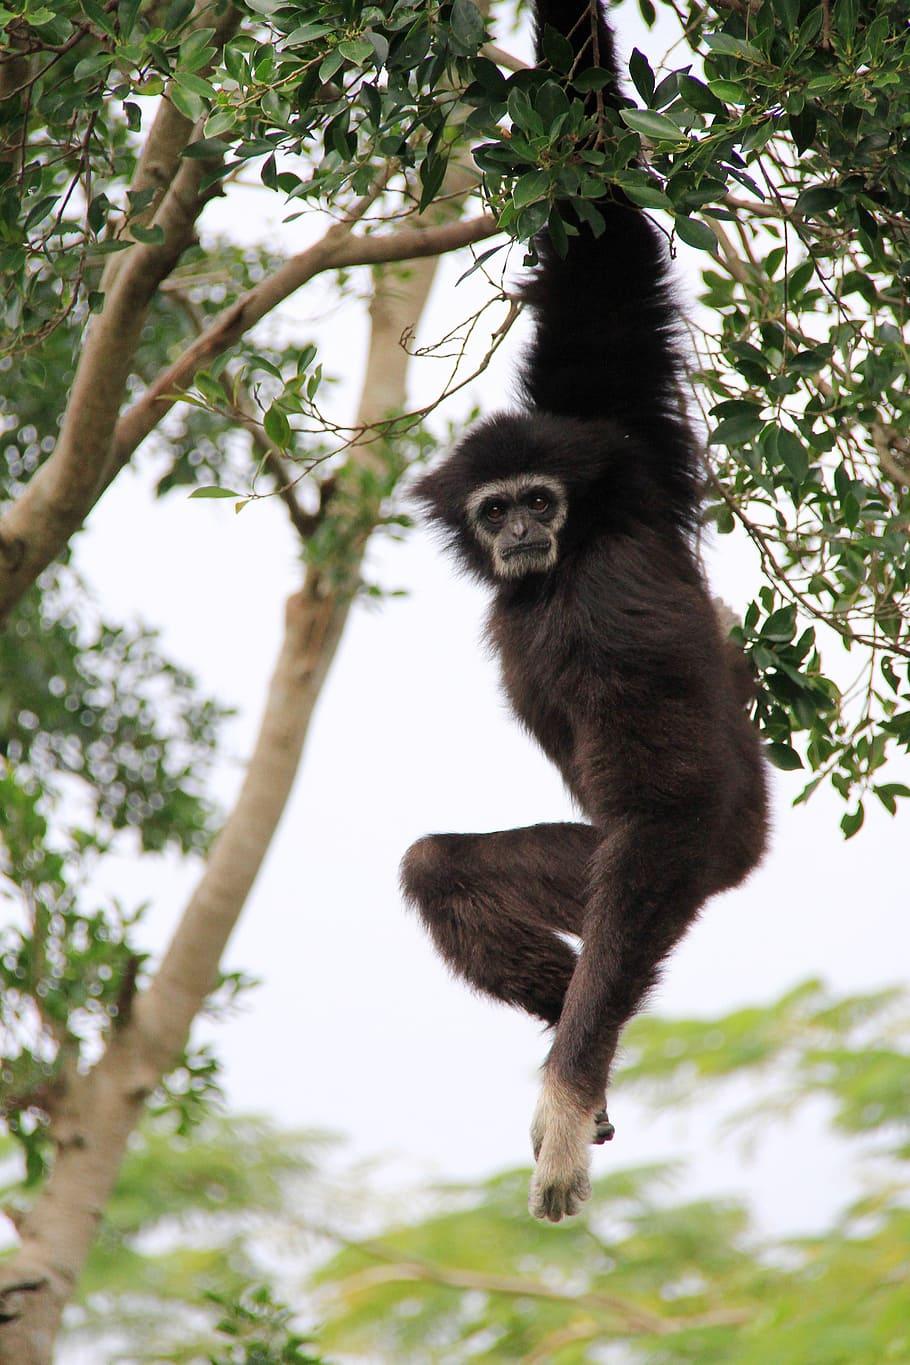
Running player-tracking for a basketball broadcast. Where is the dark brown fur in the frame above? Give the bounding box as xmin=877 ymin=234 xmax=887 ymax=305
xmin=400 ymin=0 xmax=769 ymax=1217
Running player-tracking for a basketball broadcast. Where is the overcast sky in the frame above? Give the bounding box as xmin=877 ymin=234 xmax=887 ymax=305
xmin=70 ymin=2 xmax=909 ymax=1245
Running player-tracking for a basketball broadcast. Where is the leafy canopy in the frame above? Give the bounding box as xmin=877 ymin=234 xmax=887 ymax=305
xmin=3 ymin=0 xmax=909 ymax=823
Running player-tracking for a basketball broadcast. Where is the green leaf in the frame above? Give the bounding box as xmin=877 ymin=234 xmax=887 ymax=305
xmin=620 ymin=109 xmax=686 ymax=143
xmin=628 ymin=48 xmax=655 ymax=103
xmin=709 ymin=80 xmax=746 ymax=103
xmin=542 ymin=25 xmax=573 ymax=73
xmin=795 ymin=186 xmax=842 ymax=215
xmin=168 ymin=82 xmax=205 ymax=121
xmin=573 ymin=68 xmax=614 ymax=92
xmin=674 ymin=215 xmax=717 ymax=253
xmin=130 ymin=224 xmax=165 ymax=245
xmin=24 ymin=195 xmax=57 ymax=230
xmin=264 ymin=405 xmax=291 ymax=448
xmin=767 ymin=742 xmax=803 ymax=770
xmin=762 ymin=607 xmax=797 ymax=642
xmin=777 ymin=430 xmax=809 ymax=481
xmin=840 ymin=803 xmax=864 ymax=838
xmin=189 ymin=487 xmax=241 ymax=499
xmin=418 ymin=154 xmax=447 ymax=211
xmin=622 ymin=182 xmax=673 ymax=211
xmin=283 ymin=21 xmax=333 ymax=45
xmin=319 ymin=48 xmax=343 ymax=81
xmin=547 ymin=209 xmax=569 ymax=258
xmin=704 ymin=32 xmax=764 ymax=61
xmin=873 ymin=783 xmax=910 ymax=815
xmin=338 ymin=39 xmax=374 ymax=64
xmin=181 ymin=137 xmax=230 ymax=160
xmin=787 ymin=349 xmax=826 ymax=374
xmin=679 ymin=74 xmax=725 ymax=115
xmin=513 ymin=171 xmax=550 ymax=210
xmin=174 ymin=72 xmax=216 ymax=100
xmin=789 ymin=105 xmax=817 ymax=155
xmin=450 ymin=0 xmax=485 ymax=52
xmin=517 ymin=200 xmax=549 ymax=239
xmin=708 ymin=414 xmax=763 ymax=446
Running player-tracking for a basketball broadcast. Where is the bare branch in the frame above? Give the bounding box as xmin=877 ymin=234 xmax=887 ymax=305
xmin=229 ymin=386 xmax=322 ymax=540
xmin=107 ymin=211 xmax=499 ymax=482
xmin=482 ymin=41 xmax=529 ymax=71
xmin=323 ymin=1253 xmax=750 ymax=1338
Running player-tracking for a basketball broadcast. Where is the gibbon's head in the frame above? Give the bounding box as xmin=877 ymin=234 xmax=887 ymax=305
xmin=412 ymin=410 xmax=638 ymax=584
xmin=463 ymin=471 xmax=567 ymax=580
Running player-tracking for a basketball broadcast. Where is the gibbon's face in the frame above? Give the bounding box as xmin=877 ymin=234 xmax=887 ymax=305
xmin=465 ymin=473 xmax=568 ymax=580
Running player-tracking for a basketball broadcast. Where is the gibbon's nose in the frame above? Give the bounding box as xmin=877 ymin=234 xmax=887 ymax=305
xmin=510 ymin=516 xmax=530 ymax=541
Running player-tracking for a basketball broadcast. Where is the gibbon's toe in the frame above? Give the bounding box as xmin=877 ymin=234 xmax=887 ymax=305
xmin=593 ymin=1110 xmax=615 ymax=1144
xmin=529 ymin=1166 xmax=591 ymax=1223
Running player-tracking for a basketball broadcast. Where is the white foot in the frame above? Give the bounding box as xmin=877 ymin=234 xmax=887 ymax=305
xmin=528 ymin=1075 xmax=596 ymax=1223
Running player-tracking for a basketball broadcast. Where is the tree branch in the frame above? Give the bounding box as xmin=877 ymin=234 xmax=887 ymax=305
xmin=325 ymin=1254 xmax=750 ymax=1338
xmin=106 ymin=211 xmax=498 ymax=485
xmin=0 ymin=201 xmax=495 ymax=622
xmin=0 ymin=5 xmax=241 ymax=623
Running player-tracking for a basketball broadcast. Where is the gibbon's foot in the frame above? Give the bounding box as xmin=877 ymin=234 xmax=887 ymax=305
xmin=529 ymin=1077 xmax=595 ymax=1223
xmin=593 ymin=1109 xmax=615 ymax=1144
xmin=529 ymin=1155 xmax=591 ymax=1223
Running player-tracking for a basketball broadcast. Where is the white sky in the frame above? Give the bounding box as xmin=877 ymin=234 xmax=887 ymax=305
xmin=69 ymin=2 xmax=909 ymax=1248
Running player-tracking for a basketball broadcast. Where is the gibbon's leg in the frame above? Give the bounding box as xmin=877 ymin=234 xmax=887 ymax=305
xmin=400 ymin=821 xmax=612 ymax=1019
xmin=401 ymin=822 xmax=597 ymax=1026
xmin=530 ymin=810 xmax=710 ymax=1221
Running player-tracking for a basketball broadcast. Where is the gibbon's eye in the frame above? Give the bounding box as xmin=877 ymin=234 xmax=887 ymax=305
xmin=527 ymin=491 xmax=550 ymax=514
xmin=483 ymin=499 xmax=508 ymax=524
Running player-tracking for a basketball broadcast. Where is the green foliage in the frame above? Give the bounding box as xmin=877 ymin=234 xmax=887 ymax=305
xmin=620 ymin=977 xmax=910 ymax=1154
xmin=1 ymin=566 xmax=226 ymax=853
xmin=4 ymin=0 xmax=909 ymax=812
xmin=207 ymin=1286 xmax=326 ymax=1365
xmin=313 ymin=980 xmax=910 ymax=1363
xmin=1 ymin=0 xmax=493 ymax=350
xmin=41 ymin=984 xmax=910 ymax=1364
xmin=0 ymin=555 xmax=232 ymax=1175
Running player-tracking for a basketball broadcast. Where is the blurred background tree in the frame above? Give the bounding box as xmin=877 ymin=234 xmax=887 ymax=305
xmin=1 ymin=0 xmax=908 ymax=1358
xmin=35 ymin=981 xmax=910 ymax=1362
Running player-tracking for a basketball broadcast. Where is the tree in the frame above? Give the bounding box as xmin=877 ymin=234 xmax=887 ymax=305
xmin=0 ymin=0 xmax=908 ymax=1359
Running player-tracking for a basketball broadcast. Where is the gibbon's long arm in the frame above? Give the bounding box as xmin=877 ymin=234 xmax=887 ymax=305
xmin=520 ymin=0 xmax=696 ymax=518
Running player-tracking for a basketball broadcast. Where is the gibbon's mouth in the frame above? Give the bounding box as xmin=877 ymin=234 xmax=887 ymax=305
xmin=501 ymin=541 xmax=550 ymax=558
